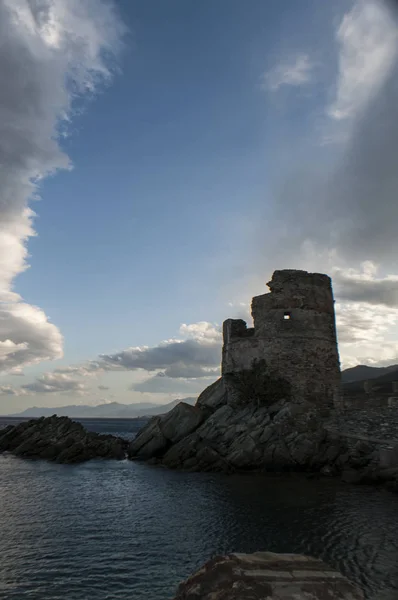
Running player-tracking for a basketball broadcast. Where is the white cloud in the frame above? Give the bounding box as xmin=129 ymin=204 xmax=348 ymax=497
xmin=0 ymin=302 xmax=64 ymax=373
xmin=163 ymin=365 xmax=220 ymax=379
xmin=0 ymin=0 xmax=124 ymax=375
xmin=100 ymin=338 xmax=220 ymax=373
xmin=22 ymin=372 xmax=88 ymax=395
xmin=2 ymin=321 xmax=222 ymax=398
xmin=333 ymin=262 xmax=398 ymax=307
xmin=179 ymin=322 xmax=222 ymax=344
xmin=337 ymin=302 xmax=398 ymax=344
xmin=328 ymin=0 xmax=398 ymax=121
xmin=0 ymin=385 xmax=26 ymax=396
xmin=97 ymin=322 xmax=222 ymax=376
xmin=53 ymin=363 xmax=104 ymax=377
xmin=262 ymin=53 xmax=315 ymax=92
xmin=333 ymin=263 xmax=398 ymax=368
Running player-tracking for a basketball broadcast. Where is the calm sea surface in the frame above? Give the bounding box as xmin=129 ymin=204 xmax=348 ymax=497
xmin=0 ymin=417 xmax=397 ymax=600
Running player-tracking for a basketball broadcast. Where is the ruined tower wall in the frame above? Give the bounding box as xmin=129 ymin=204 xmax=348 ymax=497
xmin=222 ymin=319 xmax=265 ymax=373
xmin=222 ymin=270 xmax=341 ymax=408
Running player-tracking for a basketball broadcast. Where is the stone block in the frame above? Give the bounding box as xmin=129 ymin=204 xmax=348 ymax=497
xmin=172 ymin=552 xmax=364 ymax=599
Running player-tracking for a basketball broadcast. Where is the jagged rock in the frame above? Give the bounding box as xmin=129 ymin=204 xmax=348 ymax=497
xmin=162 ymin=433 xmax=202 ymax=469
xmin=172 ymin=551 xmax=364 ymax=600
xmin=128 ymin=402 xmax=206 ymax=460
xmin=127 ymin=417 xmax=169 ymax=459
xmin=128 ymin=270 xmax=379 ymax=477
xmin=129 ymin=382 xmax=350 ymax=474
xmin=196 ymin=377 xmax=227 ymax=411
xmin=0 ymin=416 xmax=127 ymax=463
xmin=162 ymin=402 xmax=206 ymax=442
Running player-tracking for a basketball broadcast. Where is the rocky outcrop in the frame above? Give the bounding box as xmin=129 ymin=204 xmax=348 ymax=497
xmin=129 ymin=377 xmax=398 ymax=483
xmin=127 ymin=268 xmax=398 ymax=483
xmin=341 ymin=442 xmax=398 ymax=492
xmin=0 ymin=415 xmax=128 ymax=463
xmin=172 ymin=551 xmax=364 ymax=599
xmin=128 ymin=402 xmax=208 ymax=460
xmin=128 ymin=377 xmax=355 ymax=473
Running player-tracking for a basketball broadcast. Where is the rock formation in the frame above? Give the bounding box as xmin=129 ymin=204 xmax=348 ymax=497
xmin=128 ymin=377 xmax=350 ymax=472
xmin=172 ymin=551 xmax=364 ymax=600
xmin=128 ymin=269 xmax=398 ymax=488
xmin=129 ymin=270 xmax=350 ymax=472
xmin=0 ymin=415 xmax=128 ymax=463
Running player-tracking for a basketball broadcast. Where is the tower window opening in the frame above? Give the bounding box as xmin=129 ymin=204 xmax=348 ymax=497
xmin=283 ymin=312 xmax=291 ymax=320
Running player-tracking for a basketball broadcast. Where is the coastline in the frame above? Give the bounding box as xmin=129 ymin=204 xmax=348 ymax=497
xmin=1 ymin=413 xmax=397 ymax=494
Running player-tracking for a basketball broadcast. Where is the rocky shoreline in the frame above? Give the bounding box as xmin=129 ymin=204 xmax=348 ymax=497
xmin=128 ymin=378 xmax=398 ymax=492
xmin=0 ymin=415 xmax=128 ymax=463
xmin=127 ymin=378 xmax=346 ymax=472
xmin=126 ymin=270 xmax=398 ymax=489
xmin=1 ymin=400 xmax=397 ymax=493
xmin=3 ymin=271 xmax=396 ymax=489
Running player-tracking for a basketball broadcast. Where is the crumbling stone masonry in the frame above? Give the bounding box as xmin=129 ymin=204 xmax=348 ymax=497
xmin=222 ymin=270 xmax=341 ymax=408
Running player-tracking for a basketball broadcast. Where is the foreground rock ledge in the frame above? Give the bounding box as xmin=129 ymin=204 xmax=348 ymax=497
xmin=0 ymin=416 xmax=128 ymax=463
xmin=172 ymin=552 xmax=364 ymax=600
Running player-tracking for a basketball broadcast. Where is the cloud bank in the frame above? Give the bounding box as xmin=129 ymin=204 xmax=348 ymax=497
xmin=98 ymin=323 xmax=222 ymax=395
xmin=100 ymin=322 xmax=222 ymax=375
xmin=3 ymin=322 xmax=222 ymax=398
xmin=22 ymin=372 xmax=87 ymax=395
xmin=0 ymin=0 xmax=123 ymax=374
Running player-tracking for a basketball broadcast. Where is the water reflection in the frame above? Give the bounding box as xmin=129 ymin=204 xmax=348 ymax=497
xmin=0 ymin=456 xmax=397 ymax=600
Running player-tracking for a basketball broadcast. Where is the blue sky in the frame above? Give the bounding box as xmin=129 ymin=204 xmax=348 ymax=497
xmin=1 ymin=0 xmax=398 ymax=411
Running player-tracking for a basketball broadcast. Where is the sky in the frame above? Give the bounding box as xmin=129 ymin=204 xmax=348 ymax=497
xmin=1 ymin=0 xmax=398 ymax=412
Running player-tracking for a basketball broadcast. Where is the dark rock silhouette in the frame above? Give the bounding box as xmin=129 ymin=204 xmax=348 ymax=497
xmin=128 ymin=378 xmax=350 ymax=473
xmin=128 ymin=270 xmax=398 ymax=492
xmin=129 ymin=271 xmax=346 ymax=473
xmin=0 ymin=415 xmax=128 ymax=463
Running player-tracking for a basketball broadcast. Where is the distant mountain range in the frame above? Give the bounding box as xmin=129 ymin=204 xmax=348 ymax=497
xmin=341 ymin=364 xmax=398 ymax=384
xmin=10 ymin=398 xmax=196 ymax=419
xmin=9 ymin=365 xmax=398 ymax=419
xmin=342 ymin=365 xmax=398 ymax=394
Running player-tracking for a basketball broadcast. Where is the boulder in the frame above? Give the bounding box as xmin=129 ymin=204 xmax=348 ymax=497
xmin=127 ymin=417 xmax=169 ymax=459
xmin=172 ymin=552 xmax=364 ymax=600
xmin=196 ymin=378 xmax=227 ymax=411
xmin=161 ymin=402 xmax=206 ymax=443
xmin=162 ymin=432 xmax=202 ymax=469
xmin=0 ymin=416 xmax=127 ymax=463
xmin=129 ymin=392 xmax=351 ymax=475
xmin=128 ymin=402 xmax=206 ymax=461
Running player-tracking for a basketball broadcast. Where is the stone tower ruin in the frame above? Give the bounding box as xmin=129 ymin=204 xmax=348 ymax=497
xmin=222 ymin=270 xmax=341 ymax=408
